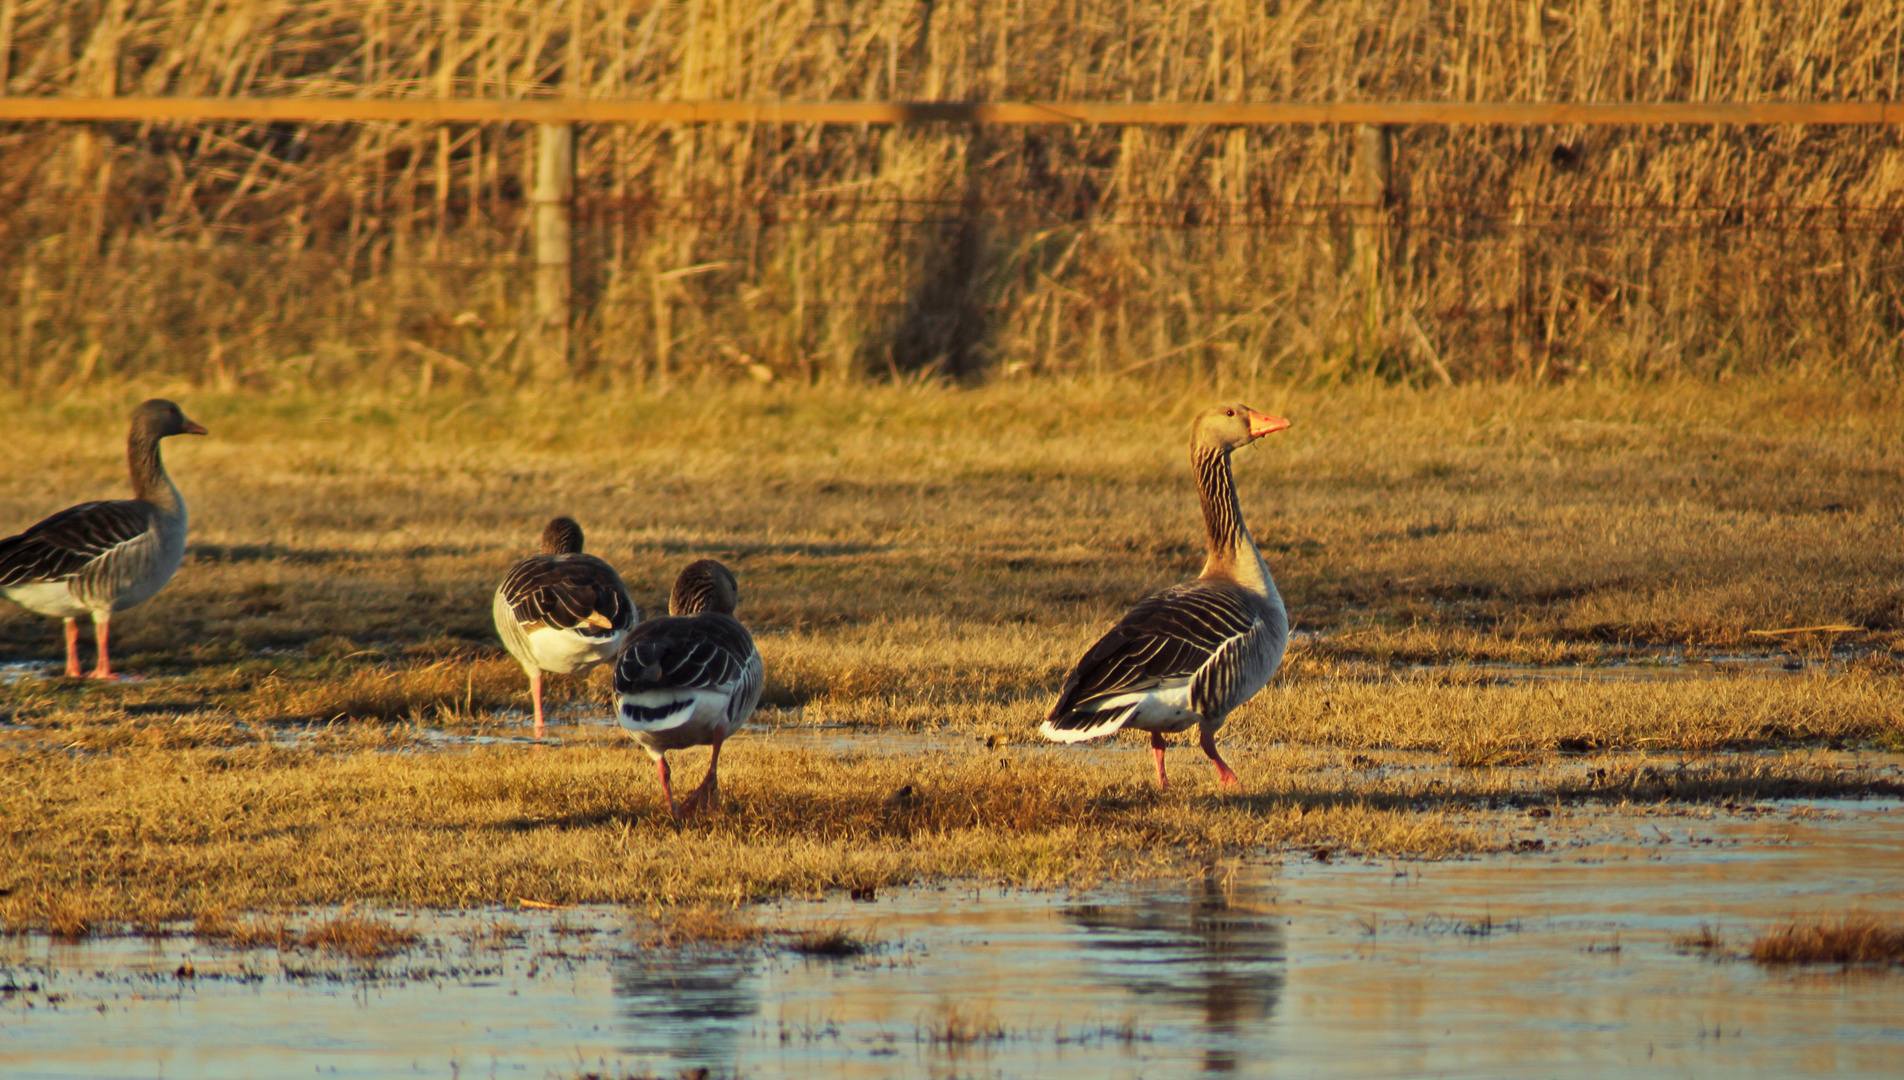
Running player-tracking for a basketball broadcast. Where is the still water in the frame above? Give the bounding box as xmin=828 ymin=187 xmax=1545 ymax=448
xmin=4 ymin=801 xmax=1901 ymax=1079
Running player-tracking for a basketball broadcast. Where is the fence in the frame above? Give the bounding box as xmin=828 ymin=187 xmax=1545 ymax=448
xmin=7 ymin=100 xmax=1904 ymax=389
xmin=6 ymin=0 xmax=1904 ymax=389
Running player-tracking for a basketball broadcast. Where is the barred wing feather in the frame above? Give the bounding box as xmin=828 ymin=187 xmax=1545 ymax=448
xmin=500 ymin=554 xmax=633 ymax=637
xmin=0 ymin=501 xmax=156 ymax=587
xmin=615 ymin=614 xmax=758 ymax=732
xmin=1044 ymin=582 xmax=1262 ymax=738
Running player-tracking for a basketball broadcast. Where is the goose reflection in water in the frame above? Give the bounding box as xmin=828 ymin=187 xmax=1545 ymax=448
xmin=610 ymin=950 xmax=757 ymax=1070
xmin=1064 ymin=873 xmax=1286 ymax=1074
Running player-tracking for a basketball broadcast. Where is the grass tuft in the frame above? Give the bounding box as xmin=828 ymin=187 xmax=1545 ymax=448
xmin=299 ymin=913 xmax=423 ymax=959
xmin=643 ymin=907 xmax=765 ymax=948
xmin=1676 ymin=923 xmax=1727 ymax=955
xmin=45 ymin=898 xmax=97 ymax=942
xmin=921 ymin=1007 xmax=1011 ymax=1046
xmin=1748 ymin=915 xmax=1904 ymax=967
xmin=784 ymin=926 xmax=875 ymax=958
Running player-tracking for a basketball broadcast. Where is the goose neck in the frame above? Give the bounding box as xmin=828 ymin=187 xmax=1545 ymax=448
xmin=1194 ymin=445 xmax=1270 ymax=595
xmin=128 ymin=428 xmax=180 ymax=511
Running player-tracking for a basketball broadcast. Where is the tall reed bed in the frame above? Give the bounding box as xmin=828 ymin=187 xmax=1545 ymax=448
xmin=1 ymin=0 xmax=1901 ymax=389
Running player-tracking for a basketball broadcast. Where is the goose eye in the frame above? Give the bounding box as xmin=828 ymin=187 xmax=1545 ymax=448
xmin=1224 ymin=409 xmax=1235 ymax=417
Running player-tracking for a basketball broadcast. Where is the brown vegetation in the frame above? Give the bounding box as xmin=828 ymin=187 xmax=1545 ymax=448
xmin=1749 ymin=915 xmax=1904 ymax=967
xmin=785 ymin=926 xmax=874 ymax=957
xmin=297 ymin=912 xmax=423 ymax=959
xmin=2 ymin=3 xmax=1902 ymax=387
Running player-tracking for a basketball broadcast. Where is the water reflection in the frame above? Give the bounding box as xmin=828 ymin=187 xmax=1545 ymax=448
xmin=611 ymin=949 xmax=758 ymax=1069
xmin=1065 ymin=872 xmax=1286 ymax=1074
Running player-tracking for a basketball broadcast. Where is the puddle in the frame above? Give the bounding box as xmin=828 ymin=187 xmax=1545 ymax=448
xmin=4 ymin=802 xmax=1901 ymax=1079
xmin=0 ymin=661 xmax=53 ymax=684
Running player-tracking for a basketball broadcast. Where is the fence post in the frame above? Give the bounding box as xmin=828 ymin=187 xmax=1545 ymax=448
xmin=530 ymin=122 xmax=573 ymax=380
xmin=1349 ymin=123 xmax=1392 ymax=355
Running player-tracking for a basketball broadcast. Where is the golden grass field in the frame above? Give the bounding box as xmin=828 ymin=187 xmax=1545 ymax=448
xmin=1 ymin=374 xmax=1901 ymax=933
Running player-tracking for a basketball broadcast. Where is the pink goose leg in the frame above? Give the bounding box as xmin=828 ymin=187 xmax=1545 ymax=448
xmin=679 ymin=735 xmax=725 ymax=819
xmin=1199 ymin=727 xmax=1240 ymax=788
xmin=529 ymin=671 xmax=546 ymax=740
xmin=90 ymin=614 xmax=118 ymax=680
xmin=655 ymin=754 xmax=680 ymax=822
xmin=63 ymin=618 xmax=82 ymax=677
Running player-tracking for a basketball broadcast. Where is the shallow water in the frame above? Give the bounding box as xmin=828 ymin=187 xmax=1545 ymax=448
xmin=4 ymin=800 xmax=1901 ymax=1079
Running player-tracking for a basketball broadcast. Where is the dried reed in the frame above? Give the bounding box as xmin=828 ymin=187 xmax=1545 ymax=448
xmin=0 ymin=2 xmax=1899 ymax=388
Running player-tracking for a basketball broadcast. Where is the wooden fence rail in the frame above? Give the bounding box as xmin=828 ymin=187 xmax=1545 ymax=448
xmin=2 ymin=98 xmax=1903 ymax=125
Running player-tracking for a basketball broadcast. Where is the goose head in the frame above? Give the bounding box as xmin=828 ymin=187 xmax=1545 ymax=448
xmin=134 ymin=399 xmax=208 ymax=439
xmin=1191 ymin=404 xmax=1288 ymax=454
xmin=540 ymin=516 xmax=585 ymax=555
xmin=669 ymin=559 xmax=740 ymax=617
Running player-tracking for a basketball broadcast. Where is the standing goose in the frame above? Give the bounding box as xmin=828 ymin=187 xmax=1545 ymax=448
xmin=1041 ymin=405 xmax=1291 ymax=789
xmin=0 ymin=399 xmax=207 ymax=679
xmin=615 ymin=559 xmax=762 ymax=822
xmin=493 ymin=517 xmax=637 ymax=739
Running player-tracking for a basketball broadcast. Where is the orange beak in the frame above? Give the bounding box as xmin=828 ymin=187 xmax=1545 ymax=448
xmin=182 ymin=420 xmax=209 ymax=436
xmin=1246 ymin=410 xmax=1290 ymax=438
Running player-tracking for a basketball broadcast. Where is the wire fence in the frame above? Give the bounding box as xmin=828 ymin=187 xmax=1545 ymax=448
xmin=4 ymin=99 xmax=1903 ymax=386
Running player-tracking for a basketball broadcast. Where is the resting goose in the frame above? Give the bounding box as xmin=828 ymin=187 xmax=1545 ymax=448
xmin=614 ymin=559 xmax=762 ymax=822
xmin=0 ymin=399 xmax=207 ymax=679
xmin=493 ymin=517 xmax=637 ymax=739
xmin=1041 ymin=404 xmax=1291 ymax=789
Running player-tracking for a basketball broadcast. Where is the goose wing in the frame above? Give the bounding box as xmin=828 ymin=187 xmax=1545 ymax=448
xmin=0 ymin=500 xmax=156 ymax=587
xmin=499 ymin=553 xmax=635 ymax=637
xmin=616 ymin=615 xmax=754 ymax=695
xmin=1044 ymin=581 xmax=1264 ymax=736
xmin=614 ymin=614 xmax=759 ymax=732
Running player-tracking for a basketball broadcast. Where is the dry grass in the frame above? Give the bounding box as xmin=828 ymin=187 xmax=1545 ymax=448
xmin=922 ymin=1007 xmax=1012 ymax=1046
xmin=0 ymin=380 xmax=1899 ymax=930
xmin=2 ymin=3 xmax=1902 ymax=387
xmin=0 ymin=735 xmax=1487 ymax=933
xmin=1749 ymin=915 xmax=1904 ymax=967
xmin=784 ymin=926 xmax=875 ymax=958
xmin=1674 ymin=923 xmax=1727 ymax=955
xmin=297 ymin=912 xmax=422 ymax=959
xmin=640 ymin=906 xmax=767 ymax=948
xmin=192 ymin=908 xmax=419 ymax=957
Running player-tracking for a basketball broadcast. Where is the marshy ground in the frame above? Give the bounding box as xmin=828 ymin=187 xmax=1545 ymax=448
xmin=1 ymin=376 xmax=1901 ymax=932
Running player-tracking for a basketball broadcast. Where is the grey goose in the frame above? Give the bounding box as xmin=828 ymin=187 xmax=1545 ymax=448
xmin=1041 ymin=404 xmax=1291 ymax=788
xmin=492 ymin=516 xmax=637 ymax=739
xmin=0 ymin=399 xmax=207 ymax=679
xmin=614 ymin=559 xmax=762 ymax=822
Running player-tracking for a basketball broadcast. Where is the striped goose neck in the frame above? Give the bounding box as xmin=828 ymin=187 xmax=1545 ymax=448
xmin=1193 ymin=445 xmax=1269 ymax=595
xmin=128 ymin=426 xmax=180 ymax=511
xmin=669 ymin=559 xmax=738 ymax=617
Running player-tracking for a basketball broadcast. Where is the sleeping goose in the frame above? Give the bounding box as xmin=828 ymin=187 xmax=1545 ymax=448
xmin=493 ymin=516 xmax=637 ymax=739
xmin=1041 ymin=404 xmax=1291 ymax=789
xmin=614 ymin=559 xmax=762 ymax=822
xmin=0 ymin=399 xmax=207 ymax=679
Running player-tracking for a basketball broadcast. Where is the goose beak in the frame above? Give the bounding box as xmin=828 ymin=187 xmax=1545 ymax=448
xmin=181 ymin=419 xmax=209 ymax=436
xmin=1246 ymin=410 xmax=1289 ymax=438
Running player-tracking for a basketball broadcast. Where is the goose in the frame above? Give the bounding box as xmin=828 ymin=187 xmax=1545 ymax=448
xmin=614 ymin=559 xmax=762 ymax=822
xmin=0 ymin=399 xmax=207 ymax=679
xmin=1041 ymin=404 xmax=1291 ymax=789
xmin=493 ymin=517 xmax=637 ymax=739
